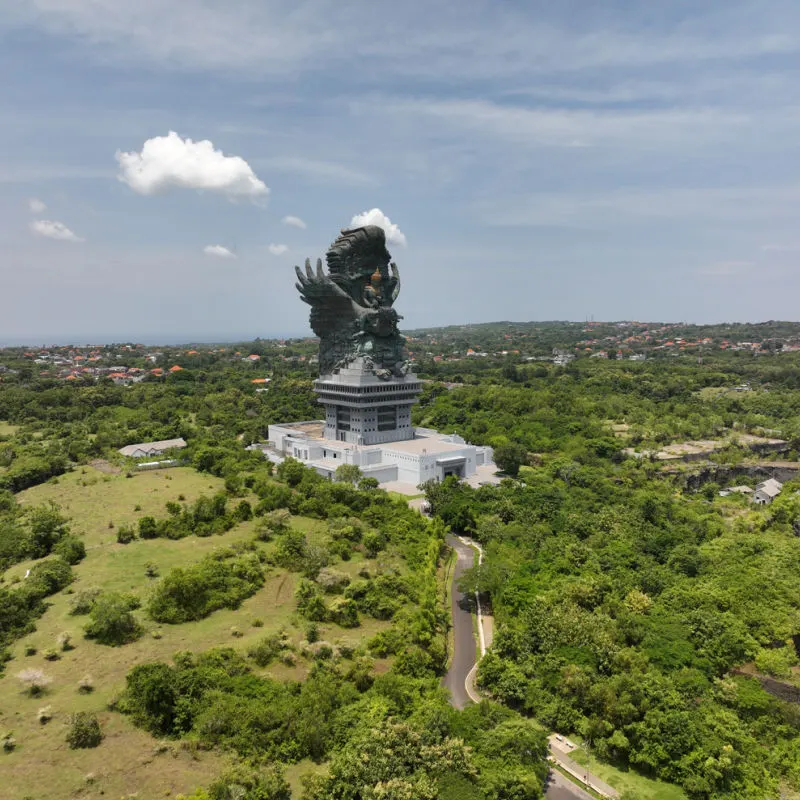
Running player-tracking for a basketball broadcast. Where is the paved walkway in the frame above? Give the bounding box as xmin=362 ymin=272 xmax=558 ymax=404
xmin=549 ymin=736 xmax=619 ymax=799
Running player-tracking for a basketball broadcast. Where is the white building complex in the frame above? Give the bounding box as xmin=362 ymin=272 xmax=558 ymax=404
xmin=266 ymin=358 xmax=495 ymax=491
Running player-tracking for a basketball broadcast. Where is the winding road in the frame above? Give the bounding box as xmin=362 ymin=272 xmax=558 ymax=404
xmin=442 ymin=533 xmax=617 ymax=800
xmin=442 ymin=533 xmax=478 ymax=710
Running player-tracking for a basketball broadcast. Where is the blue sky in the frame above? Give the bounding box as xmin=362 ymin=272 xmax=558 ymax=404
xmin=2 ymin=1 xmax=800 ymax=343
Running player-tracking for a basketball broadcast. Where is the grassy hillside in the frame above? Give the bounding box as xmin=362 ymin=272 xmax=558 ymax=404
xmin=0 ymin=466 xmax=396 ymax=800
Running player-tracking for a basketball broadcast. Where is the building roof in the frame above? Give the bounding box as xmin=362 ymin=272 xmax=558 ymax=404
xmin=755 ymin=478 xmax=783 ymax=497
xmin=382 ymin=437 xmax=468 ymax=456
xmin=118 ymin=438 xmax=187 ymax=457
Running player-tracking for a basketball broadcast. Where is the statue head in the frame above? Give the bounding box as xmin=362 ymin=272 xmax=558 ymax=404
xmin=325 ymin=225 xmax=392 ymax=289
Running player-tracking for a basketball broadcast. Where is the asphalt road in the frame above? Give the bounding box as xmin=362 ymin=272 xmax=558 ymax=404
xmin=442 ymin=534 xmax=599 ymax=800
xmin=442 ymin=533 xmax=477 ymax=710
xmin=544 ymin=770 xmax=596 ymax=800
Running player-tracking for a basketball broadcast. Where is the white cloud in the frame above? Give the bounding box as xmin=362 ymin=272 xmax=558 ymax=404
xmin=281 ymin=215 xmax=307 ymax=229
xmin=29 ymin=219 xmax=84 ymax=242
xmin=28 ymin=197 xmax=47 ymax=213
xmin=268 ymin=243 xmax=289 ymax=255
xmin=349 ymin=208 xmax=407 ymax=247
xmin=116 ymin=131 xmax=268 ymax=199
xmin=203 ymin=244 xmax=236 ymax=259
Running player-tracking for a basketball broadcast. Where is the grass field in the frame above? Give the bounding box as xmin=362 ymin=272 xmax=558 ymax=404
xmin=0 ymin=465 xmax=393 ymax=800
xmin=0 ymin=420 xmax=19 ymax=437
xmin=570 ymin=746 xmax=688 ymax=800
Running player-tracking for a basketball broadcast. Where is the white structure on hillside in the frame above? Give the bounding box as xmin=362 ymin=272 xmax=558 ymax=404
xmin=268 ymin=420 xmax=493 ymax=487
xmin=753 ymin=477 xmax=783 ymax=505
xmin=118 ymin=438 xmax=187 ymax=459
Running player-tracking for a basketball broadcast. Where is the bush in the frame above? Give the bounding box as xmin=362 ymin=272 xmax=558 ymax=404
xmin=43 ymin=648 xmax=60 ymax=661
xmin=24 ymin=557 xmax=73 ymax=599
xmin=70 ymin=588 xmax=101 ymax=615
xmin=138 ymin=516 xmax=158 ymax=539
xmin=57 ymin=631 xmax=73 ymax=651
xmin=66 ymin=712 xmax=103 ymax=749
xmin=208 ymin=765 xmax=291 ymax=800
xmin=17 ymin=667 xmax=52 ymax=695
xmin=78 ymin=674 xmax=94 ymax=693
xmin=37 ymin=705 xmax=53 ymax=724
xmin=145 ymin=562 xmax=159 ymax=578
xmin=329 ymin=597 xmax=360 ymax=628
xmin=248 ymin=633 xmax=288 ymax=667
xmin=147 ymin=551 xmax=264 ymax=624
xmin=24 ymin=644 xmax=36 ymax=656
xmin=316 ymin=567 xmax=351 ymax=594
xmin=116 ymin=525 xmax=136 ymax=544
xmin=84 ymin=592 xmax=143 ymax=646
xmin=53 ymin=534 xmax=86 ymax=564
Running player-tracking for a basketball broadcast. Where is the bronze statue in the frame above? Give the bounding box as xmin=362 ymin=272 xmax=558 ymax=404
xmin=295 ymin=225 xmax=410 ymax=378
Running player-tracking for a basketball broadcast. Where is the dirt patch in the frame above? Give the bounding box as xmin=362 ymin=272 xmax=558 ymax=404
xmin=89 ymin=459 xmax=121 ymax=474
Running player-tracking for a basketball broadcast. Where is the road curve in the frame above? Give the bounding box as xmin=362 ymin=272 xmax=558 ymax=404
xmin=442 ymin=534 xmax=603 ymax=800
xmin=442 ymin=533 xmax=478 ymax=710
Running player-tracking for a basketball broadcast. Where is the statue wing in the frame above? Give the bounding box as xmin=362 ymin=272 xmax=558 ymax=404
xmin=295 ymin=258 xmax=359 ymax=337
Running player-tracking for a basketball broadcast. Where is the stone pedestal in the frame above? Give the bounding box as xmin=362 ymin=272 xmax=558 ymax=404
xmin=315 ymin=358 xmax=421 ymax=445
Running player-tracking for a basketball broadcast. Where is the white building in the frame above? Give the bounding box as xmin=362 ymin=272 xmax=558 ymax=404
xmin=267 ymin=421 xmax=493 ymax=489
xmin=753 ymin=477 xmax=783 ymax=505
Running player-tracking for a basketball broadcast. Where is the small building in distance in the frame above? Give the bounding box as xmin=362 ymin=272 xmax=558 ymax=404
xmin=753 ymin=478 xmax=783 ymax=505
xmin=118 ymin=438 xmax=187 ymax=459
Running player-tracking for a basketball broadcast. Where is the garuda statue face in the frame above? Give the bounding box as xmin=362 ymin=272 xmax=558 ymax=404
xmin=295 ymin=225 xmax=408 ymax=378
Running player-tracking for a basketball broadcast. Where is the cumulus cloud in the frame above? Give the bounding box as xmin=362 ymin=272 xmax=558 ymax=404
xmin=28 ymin=198 xmax=46 ymax=213
xmin=29 ymin=220 xmax=84 ymax=242
xmin=204 ymin=244 xmax=237 ymax=259
xmin=349 ymin=208 xmax=407 ymax=246
xmin=281 ymin=215 xmax=307 ymax=229
xmin=268 ymin=243 xmax=289 ymax=255
xmin=116 ymin=131 xmax=268 ymax=200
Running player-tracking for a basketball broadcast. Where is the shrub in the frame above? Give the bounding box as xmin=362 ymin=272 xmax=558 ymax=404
xmin=208 ymin=765 xmax=291 ymax=800
xmin=230 ymin=626 xmax=243 ymax=638
xmin=145 ymin=562 xmax=159 ymax=578
xmin=234 ymin=500 xmax=253 ymax=522
xmin=57 ymin=631 xmax=73 ymax=651
xmin=248 ymin=633 xmax=288 ymax=667
xmin=755 ymin=644 xmax=799 ymax=679
xmin=2 ymin=734 xmax=16 ymax=752
xmin=305 ymin=622 xmax=320 ymax=644
xmin=147 ymin=551 xmax=264 ymax=624
xmin=24 ymin=557 xmax=73 ymax=599
xmin=43 ymin=648 xmax=60 ymax=661
xmin=116 ymin=525 xmax=136 ymax=544
xmin=70 ymin=587 xmax=101 ymax=615
xmin=37 ymin=705 xmax=53 ymax=724
xmin=316 ymin=567 xmax=351 ymax=594
xmin=78 ymin=675 xmax=94 ymax=693
xmin=24 ymin=645 xmax=36 ymax=656
xmin=18 ymin=667 xmax=52 ymax=695
xmin=84 ymin=592 xmax=143 ymax=646
xmin=53 ymin=534 xmax=86 ymax=564
xmin=66 ymin=712 xmax=103 ymax=749
xmin=329 ymin=597 xmax=360 ymax=629
xmin=295 ymin=579 xmax=328 ymax=622
xmin=251 ymin=617 xmax=264 ymax=628
xmin=138 ymin=516 xmax=158 ymax=539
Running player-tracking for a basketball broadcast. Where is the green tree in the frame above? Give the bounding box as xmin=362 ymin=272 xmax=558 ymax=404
xmin=84 ymin=592 xmax=142 ymax=646
xmin=334 ymin=463 xmax=363 ymax=485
